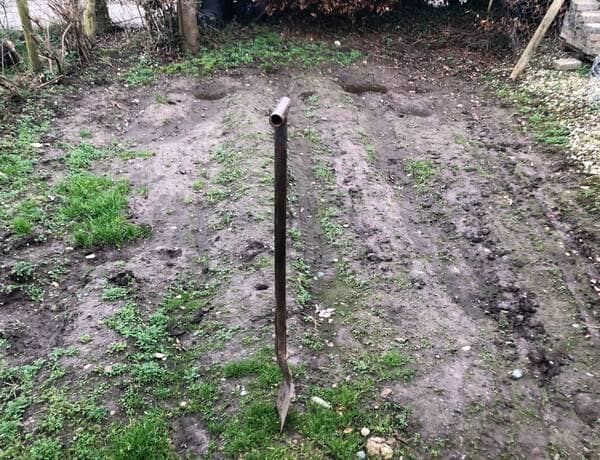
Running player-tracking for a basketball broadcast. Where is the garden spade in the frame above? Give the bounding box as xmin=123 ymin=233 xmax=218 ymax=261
xmin=270 ymin=97 xmax=294 ymax=431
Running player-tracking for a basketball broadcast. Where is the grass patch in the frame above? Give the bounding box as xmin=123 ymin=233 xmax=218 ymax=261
xmin=577 ymin=176 xmax=600 ymax=216
xmin=223 ymin=356 xmax=281 ymax=388
xmin=162 ymin=28 xmax=361 ymax=77
xmin=0 ymin=116 xmax=51 ymax=236
xmin=320 ymin=207 xmax=344 ymax=245
xmin=104 ymin=414 xmax=175 ymax=460
xmin=65 ymin=142 xmax=154 ymax=170
xmin=121 ymin=56 xmax=159 ymax=87
xmin=221 ymin=401 xmax=281 ymax=457
xmin=358 ymin=130 xmax=378 ymax=163
xmin=404 ymin=159 xmax=435 ymax=192
xmin=56 ymin=173 xmax=149 ymax=248
xmin=296 ymin=382 xmax=411 ymax=458
xmin=486 ymin=78 xmax=570 ymax=147
xmin=292 ymin=258 xmax=312 ymax=307
xmin=102 ymin=286 xmax=130 ymax=301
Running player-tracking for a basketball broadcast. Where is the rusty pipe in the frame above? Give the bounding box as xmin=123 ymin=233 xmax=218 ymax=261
xmin=271 ymin=96 xmax=294 ymax=431
xmin=270 ymin=96 xmax=291 ymax=128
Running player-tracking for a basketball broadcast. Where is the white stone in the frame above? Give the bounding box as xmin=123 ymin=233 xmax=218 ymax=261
xmin=310 ymin=396 xmax=332 ymax=409
xmin=553 ymin=58 xmax=583 ymax=71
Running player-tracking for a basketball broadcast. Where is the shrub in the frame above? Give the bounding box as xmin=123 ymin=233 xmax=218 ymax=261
xmin=263 ymin=0 xmax=402 ymax=15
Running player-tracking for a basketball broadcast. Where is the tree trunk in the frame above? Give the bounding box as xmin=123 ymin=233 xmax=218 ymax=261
xmin=95 ymin=0 xmax=112 ymax=35
xmin=84 ymin=0 xmax=96 ymax=39
xmin=178 ymin=0 xmax=199 ymax=53
xmin=15 ymin=0 xmax=42 ymax=73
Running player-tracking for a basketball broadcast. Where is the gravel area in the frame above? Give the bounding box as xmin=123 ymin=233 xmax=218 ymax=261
xmin=520 ymin=68 xmax=600 ymax=175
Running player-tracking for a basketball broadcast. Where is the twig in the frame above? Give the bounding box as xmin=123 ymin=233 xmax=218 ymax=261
xmin=61 ymin=22 xmax=73 ymax=59
xmin=37 ymin=75 xmax=63 ymax=88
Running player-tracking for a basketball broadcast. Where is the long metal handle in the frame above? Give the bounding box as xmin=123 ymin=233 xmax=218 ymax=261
xmin=271 ymin=96 xmax=294 ymax=431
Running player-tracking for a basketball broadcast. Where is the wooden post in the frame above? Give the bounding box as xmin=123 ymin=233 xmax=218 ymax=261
xmin=15 ymin=0 xmax=42 ymax=73
xmin=178 ymin=0 xmax=199 ymax=53
xmin=510 ymin=0 xmax=566 ymax=80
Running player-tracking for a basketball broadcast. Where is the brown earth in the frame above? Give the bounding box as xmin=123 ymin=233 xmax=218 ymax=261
xmin=1 ymin=35 xmax=600 ymax=458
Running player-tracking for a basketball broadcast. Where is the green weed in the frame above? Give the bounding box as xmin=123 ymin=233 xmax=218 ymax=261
xmin=404 ymin=159 xmax=435 ymax=192
xmin=161 ymin=29 xmax=361 ymax=77
xmin=56 ymin=173 xmax=149 ymax=247
xmin=10 ymin=216 xmax=33 ymax=235
xmin=300 ymin=332 xmax=324 ymax=351
xmin=320 ymin=207 xmax=344 ymax=245
xmin=121 ymin=59 xmax=158 ymax=87
xmin=293 ymin=259 xmax=312 ymax=307
xmin=358 ymin=130 xmax=378 ymax=163
xmin=9 ymin=261 xmax=36 ymax=282
xmin=102 ymin=286 xmax=130 ymax=301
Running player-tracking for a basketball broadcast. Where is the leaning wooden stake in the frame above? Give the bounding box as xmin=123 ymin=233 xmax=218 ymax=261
xmin=271 ymin=97 xmax=294 ymax=431
xmin=15 ymin=0 xmax=42 ymax=73
xmin=510 ymin=0 xmax=566 ymax=80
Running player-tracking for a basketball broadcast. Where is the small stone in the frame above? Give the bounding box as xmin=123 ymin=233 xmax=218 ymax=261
xmin=85 ymin=253 xmax=96 ymax=259
xmin=343 ymin=427 xmax=353 ymax=434
xmin=103 ymin=364 xmax=113 ymax=373
xmin=30 ymin=142 xmax=43 ymax=148
xmin=380 ymin=444 xmax=394 ymax=459
xmin=356 ymin=451 xmax=366 ymax=459
xmin=366 ymin=437 xmax=393 ymax=459
xmin=153 ymin=352 xmax=166 ymax=360
xmin=553 ymin=58 xmax=582 ymax=71
xmin=360 ymin=427 xmax=370 ymax=437
xmin=461 ymin=345 xmax=471 ymax=352
xmin=380 ymin=388 xmax=392 ymax=398
xmin=179 ymin=400 xmax=188 ymax=409
xmin=310 ymin=396 xmax=332 ymax=409
xmin=511 ymin=368 xmax=524 ymax=380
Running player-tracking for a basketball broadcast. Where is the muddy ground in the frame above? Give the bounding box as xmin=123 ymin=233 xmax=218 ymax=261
xmin=1 ymin=25 xmax=599 ymax=459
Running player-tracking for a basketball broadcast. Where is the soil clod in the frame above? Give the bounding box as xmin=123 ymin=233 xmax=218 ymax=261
xmin=338 ymin=72 xmax=388 ymax=94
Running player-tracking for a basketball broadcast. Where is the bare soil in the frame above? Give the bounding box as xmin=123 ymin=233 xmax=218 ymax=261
xmin=1 ymin=28 xmax=599 ymax=459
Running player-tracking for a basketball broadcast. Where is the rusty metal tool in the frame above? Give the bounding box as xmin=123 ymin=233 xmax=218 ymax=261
xmin=270 ymin=96 xmax=294 ymax=431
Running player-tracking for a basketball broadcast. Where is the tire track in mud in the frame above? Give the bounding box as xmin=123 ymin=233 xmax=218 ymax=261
xmin=283 ymin=82 xmax=371 ymax=381
xmin=284 ymin=71 xmax=600 ymax=456
xmin=348 ymin=76 xmax=599 ymax=455
xmin=300 ymin=77 xmax=504 ymax=444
